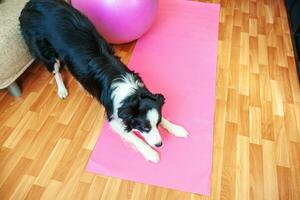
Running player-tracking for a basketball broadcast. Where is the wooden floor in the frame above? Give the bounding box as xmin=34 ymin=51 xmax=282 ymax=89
xmin=1 ymin=0 xmax=300 ymax=199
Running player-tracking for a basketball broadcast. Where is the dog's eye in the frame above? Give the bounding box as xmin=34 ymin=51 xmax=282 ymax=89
xmin=140 ymin=125 xmax=151 ymax=132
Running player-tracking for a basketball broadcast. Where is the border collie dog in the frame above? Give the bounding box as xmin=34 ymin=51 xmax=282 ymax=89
xmin=19 ymin=0 xmax=189 ymax=162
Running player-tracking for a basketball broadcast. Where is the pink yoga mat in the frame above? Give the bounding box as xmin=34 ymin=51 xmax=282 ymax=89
xmin=87 ymin=0 xmax=220 ymax=195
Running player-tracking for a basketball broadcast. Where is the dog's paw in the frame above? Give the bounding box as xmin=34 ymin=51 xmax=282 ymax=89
xmin=58 ymin=87 xmax=68 ymax=99
xmin=142 ymin=147 xmax=160 ymax=163
xmin=170 ymin=125 xmax=189 ymax=138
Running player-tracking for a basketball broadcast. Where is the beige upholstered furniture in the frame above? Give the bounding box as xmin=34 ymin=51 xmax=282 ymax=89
xmin=0 ymin=0 xmax=33 ymax=96
xmin=0 ymin=0 xmax=71 ymax=96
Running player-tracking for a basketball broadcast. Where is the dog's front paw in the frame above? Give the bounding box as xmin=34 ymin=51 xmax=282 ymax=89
xmin=170 ymin=125 xmax=189 ymax=138
xmin=142 ymin=147 xmax=160 ymax=163
xmin=58 ymin=87 xmax=68 ymax=99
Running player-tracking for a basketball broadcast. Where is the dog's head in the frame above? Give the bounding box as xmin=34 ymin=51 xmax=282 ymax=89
xmin=118 ymin=91 xmax=165 ymax=147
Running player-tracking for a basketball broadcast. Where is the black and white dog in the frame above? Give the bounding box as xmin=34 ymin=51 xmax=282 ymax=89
xmin=19 ymin=0 xmax=189 ymax=162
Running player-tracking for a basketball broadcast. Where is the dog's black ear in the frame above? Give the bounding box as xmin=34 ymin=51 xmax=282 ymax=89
xmin=140 ymin=92 xmax=165 ymax=105
xmin=154 ymin=93 xmax=165 ymax=106
xmin=118 ymin=106 xmax=133 ymax=120
xmin=118 ymin=98 xmax=138 ymax=120
xmin=139 ymin=92 xmax=151 ymax=100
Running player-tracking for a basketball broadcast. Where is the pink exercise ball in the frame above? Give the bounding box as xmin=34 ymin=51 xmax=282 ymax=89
xmin=71 ymin=0 xmax=158 ymax=44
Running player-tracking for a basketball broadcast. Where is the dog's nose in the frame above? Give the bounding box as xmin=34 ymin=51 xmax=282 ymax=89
xmin=155 ymin=142 xmax=163 ymax=147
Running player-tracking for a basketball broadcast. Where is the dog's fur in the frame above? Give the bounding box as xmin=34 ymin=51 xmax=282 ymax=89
xmin=19 ymin=0 xmax=189 ymax=162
